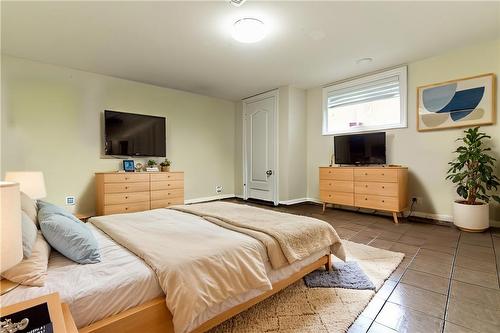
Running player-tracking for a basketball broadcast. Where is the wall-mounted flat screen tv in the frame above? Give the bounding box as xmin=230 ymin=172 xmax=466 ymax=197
xmin=334 ymin=132 xmax=386 ymax=165
xmin=104 ymin=110 xmax=166 ymax=157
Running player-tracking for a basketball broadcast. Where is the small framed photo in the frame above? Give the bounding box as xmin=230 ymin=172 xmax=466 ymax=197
xmin=123 ymin=160 xmax=135 ymax=172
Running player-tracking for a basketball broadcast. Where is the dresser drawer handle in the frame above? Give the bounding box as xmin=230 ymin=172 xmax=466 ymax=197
xmin=382 ymin=200 xmax=385 ymax=203
xmin=328 ymin=171 xmax=331 ymax=174
xmin=365 ymin=185 xmax=368 ymax=188
xmin=365 ymin=198 xmax=367 ymax=200
xmin=125 ymin=177 xmax=129 ymax=180
xmin=382 ymin=186 xmax=385 ymax=189
xmin=125 ymin=186 xmax=129 ymax=190
xmin=329 ymin=183 xmax=332 ymax=186
xmin=381 ymin=173 xmax=385 ymax=176
xmin=125 ymin=196 xmax=128 ymax=199
xmin=364 ymin=173 xmax=368 ymax=176
xmin=125 ymin=207 xmax=128 ymax=210
xmin=328 ymin=194 xmax=332 ymax=197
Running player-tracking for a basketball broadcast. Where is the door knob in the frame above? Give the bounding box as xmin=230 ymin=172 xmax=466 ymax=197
xmin=266 ymin=170 xmax=273 ymax=176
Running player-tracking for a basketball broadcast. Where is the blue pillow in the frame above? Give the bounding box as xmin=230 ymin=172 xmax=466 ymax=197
xmin=37 ymin=201 xmax=80 ymax=223
xmin=38 ymin=202 xmax=100 ymax=264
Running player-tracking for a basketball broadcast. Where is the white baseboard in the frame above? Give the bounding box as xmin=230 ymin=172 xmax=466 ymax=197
xmin=184 ymin=194 xmax=236 ymax=204
xmin=279 ymin=198 xmax=309 ymax=205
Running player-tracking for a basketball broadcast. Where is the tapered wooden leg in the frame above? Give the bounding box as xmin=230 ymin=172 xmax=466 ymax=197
xmin=325 ymin=254 xmax=332 ymax=271
xmin=322 ymin=203 xmax=326 ymax=213
xmin=392 ymin=212 xmax=399 ymax=224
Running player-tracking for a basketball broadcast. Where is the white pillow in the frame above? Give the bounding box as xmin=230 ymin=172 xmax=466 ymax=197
xmin=2 ymin=232 xmax=51 ymax=286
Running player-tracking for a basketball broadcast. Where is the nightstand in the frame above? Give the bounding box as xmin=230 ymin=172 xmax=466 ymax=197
xmin=0 ymin=292 xmax=77 ymax=333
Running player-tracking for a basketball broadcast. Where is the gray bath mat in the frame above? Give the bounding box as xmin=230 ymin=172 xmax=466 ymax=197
xmin=303 ymin=261 xmax=375 ymax=290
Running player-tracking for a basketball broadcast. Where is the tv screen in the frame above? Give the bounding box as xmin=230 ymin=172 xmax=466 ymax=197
xmin=334 ymin=132 xmax=386 ymax=165
xmin=104 ymin=110 xmax=166 ymax=157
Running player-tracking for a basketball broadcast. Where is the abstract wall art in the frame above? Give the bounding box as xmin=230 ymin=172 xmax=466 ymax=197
xmin=417 ymin=73 xmax=496 ymax=131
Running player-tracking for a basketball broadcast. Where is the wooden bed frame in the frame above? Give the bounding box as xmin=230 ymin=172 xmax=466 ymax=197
xmin=80 ymin=254 xmax=331 ymax=333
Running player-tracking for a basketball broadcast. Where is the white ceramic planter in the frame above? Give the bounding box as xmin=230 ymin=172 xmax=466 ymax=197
xmin=453 ymin=201 xmax=489 ymax=232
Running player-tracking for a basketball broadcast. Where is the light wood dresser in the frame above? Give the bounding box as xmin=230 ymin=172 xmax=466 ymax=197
xmin=319 ymin=166 xmax=408 ymax=223
xmin=95 ymin=172 xmax=184 ymax=216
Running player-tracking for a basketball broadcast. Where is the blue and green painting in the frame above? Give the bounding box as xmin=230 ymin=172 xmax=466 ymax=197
xmin=420 ymin=82 xmax=486 ymax=128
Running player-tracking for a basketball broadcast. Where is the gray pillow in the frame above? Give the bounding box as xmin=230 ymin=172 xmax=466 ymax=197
xmin=21 ymin=211 xmax=38 ymax=258
xmin=38 ymin=201 xmax=100 ymax=264
xmin=20 ymin=192 xmax=38 ymax=227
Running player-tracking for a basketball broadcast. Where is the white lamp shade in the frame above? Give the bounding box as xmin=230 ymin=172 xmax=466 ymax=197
xmin=5 ymin=171 xmax=47 ymax=199
xmin=0 ymin=181 xmax=23 ymax=272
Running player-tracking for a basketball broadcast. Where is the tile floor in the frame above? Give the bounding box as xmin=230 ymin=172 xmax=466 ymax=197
xmin=238 ymin=201 xmax=500 ymax=333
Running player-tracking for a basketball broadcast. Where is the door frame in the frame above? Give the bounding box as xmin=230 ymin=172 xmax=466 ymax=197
xmin=242 ymin=89 xmax=279 ymax=206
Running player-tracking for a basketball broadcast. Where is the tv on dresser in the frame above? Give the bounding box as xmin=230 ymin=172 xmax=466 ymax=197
xmin=334 ymin=132 xmax=385 ymax=165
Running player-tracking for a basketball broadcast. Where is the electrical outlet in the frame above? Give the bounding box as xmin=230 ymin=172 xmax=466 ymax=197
xmin=411 ymin=197 xmax=423 ymax=205
xmin=65 ymin=196 xmax=76 ymax=205
xmin=215 ymin=185 xmax=223 ymax=194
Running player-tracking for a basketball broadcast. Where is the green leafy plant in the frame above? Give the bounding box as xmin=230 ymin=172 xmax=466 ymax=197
xmin=446 ymin=127 xmax=500 ymax=205
xmin=147 ymin=160 xmax=157 ymax=167
xmin=160 ymin=159 xmax=171 ymax=167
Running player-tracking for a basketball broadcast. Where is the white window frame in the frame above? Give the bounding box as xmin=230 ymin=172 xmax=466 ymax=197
xmin=322 ymin=66 xmax=407 ymax=135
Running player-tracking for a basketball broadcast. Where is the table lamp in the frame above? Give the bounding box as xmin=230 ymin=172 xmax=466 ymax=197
xmin=0 ymin=181 xmax=23 ymax=273
xmin=5 ymin=171 xmax=47 ymax=199
xmin=0 ymin=183 xmax=28 ymax=333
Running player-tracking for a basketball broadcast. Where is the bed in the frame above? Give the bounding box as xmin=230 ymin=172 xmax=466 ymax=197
xmin=2 ymin=202 xmax=344 ymax=333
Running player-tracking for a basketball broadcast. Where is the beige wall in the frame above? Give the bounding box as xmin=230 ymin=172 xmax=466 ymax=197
xmin=307 ymin=39 xmax=500 ymax=222
xmin=1 ymin=56 xmax=237 ymax=214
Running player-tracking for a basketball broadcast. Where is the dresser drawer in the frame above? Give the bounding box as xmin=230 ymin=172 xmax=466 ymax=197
xmin=103 ymin=173 xmax=149 ymax=183
xmin=104 ymin=182 xmax=150 ymax=194
xmin=151 ymin=189 xmax=184 ymax=201
xmin=320 ymin=191 xmax=354 ymax=206
xmin=150 ymin=172 xmax=184 ymax=182
xmin=354 ymin=169 xmax=398 ymax=183
xmin=320 ymin=168 xmax=353 ymax=181
xmin=355 ymin=182 xmax=398 ymax=197
xmin=104 ymin=191 xmax=150 ymax=205
xmin=103 ymin=202 xmax=150 ymax=215
xmin=320 ymin=180 xmax=353 ymax=192
xmin=355 ymin=194 xmax=398 ymax=211
xmin=151 ymin=197 xmax=184 ymax=209
xmin=150 ymin=180 xmax=184 ymax=191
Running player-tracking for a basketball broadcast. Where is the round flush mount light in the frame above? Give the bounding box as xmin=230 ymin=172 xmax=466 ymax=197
xmin=232 ymin=18 xmax=266 ymax=43
xmin=356 ymin=57 xmax=373 ymax=65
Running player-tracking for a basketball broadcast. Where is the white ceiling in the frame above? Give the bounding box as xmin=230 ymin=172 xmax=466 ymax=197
xmin=2 ymin=1 xmax=499 ymax=101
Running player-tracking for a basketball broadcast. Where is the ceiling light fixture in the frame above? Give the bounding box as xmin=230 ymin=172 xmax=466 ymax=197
xmin=356 ymin=57 xmax=373 ymax=65
xmin=228 ymin=0 xmax=247 ymax=7
xmin=232 ymin=18 xmax=266 ymax=43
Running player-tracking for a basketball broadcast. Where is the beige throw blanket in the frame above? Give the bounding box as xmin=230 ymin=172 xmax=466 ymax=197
xmin=171 ymin=202 xmax=346 ymax=268
xmin=91 ymin=209 xmax=271 ymax=333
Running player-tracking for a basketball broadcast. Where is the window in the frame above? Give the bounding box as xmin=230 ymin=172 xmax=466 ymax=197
xmin=322 ymin=66 xmax=407 ymax=135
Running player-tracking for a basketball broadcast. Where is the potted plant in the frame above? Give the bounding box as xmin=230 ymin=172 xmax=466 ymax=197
xmin=160 ymin=159 xmax=171 ymax=172
xmin=446 ymin=127 xmax=500 ymax=232
xmin=146 ymin=160 xmax=158 ymax=171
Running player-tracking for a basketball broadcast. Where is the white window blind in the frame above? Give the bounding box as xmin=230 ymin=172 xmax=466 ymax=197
xmin=322 ymin=66 xmax=407 ymax=135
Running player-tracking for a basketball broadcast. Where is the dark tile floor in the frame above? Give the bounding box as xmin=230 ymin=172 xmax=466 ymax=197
xmin=240 ymin=201 xmax=500 ymax=333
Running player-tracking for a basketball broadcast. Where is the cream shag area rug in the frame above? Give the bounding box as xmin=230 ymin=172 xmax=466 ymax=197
xmin=210 ymin=240 xmax=404 ymax=333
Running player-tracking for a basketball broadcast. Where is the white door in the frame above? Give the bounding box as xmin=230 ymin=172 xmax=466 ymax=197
xmin=244 ymin=91 xmax=277 ymax=204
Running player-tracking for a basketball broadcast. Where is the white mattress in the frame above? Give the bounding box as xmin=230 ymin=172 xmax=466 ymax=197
xmin=1 ymin=224 xmax=163 ymax=328
xmin=1 ymin=222 xmax=330 ymax=330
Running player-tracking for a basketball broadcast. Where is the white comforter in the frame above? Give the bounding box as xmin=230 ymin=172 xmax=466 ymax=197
xmin=91 ymin=209 xmax=272 ymax=333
